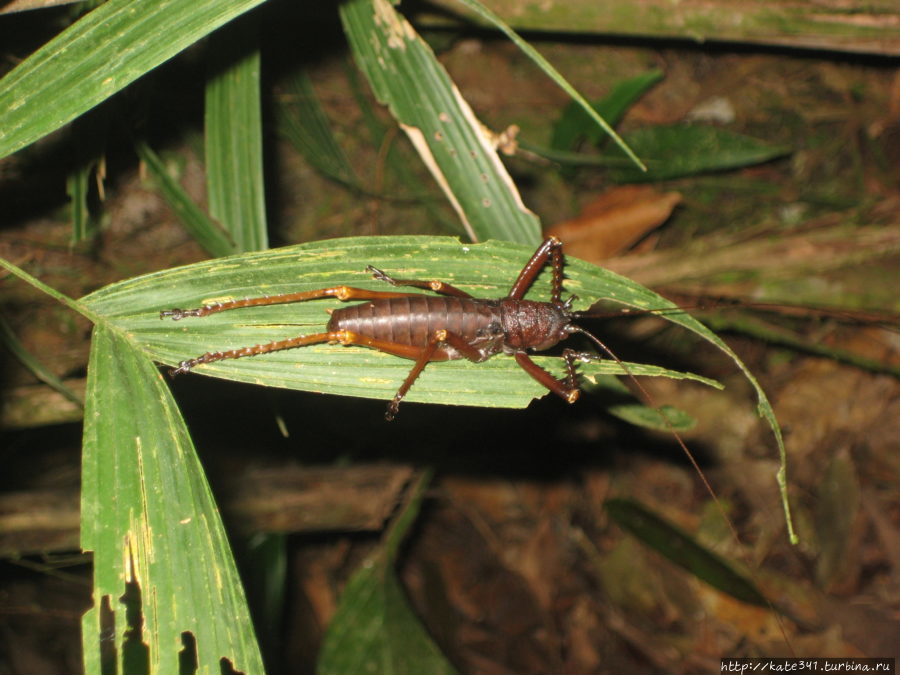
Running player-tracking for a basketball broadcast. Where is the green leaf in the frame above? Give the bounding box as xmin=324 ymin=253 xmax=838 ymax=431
xmin=608 ymin=403 xmax=696 ymax=432
xmin=318 ymin=555 xmax=457 ymax=675
xmin=66 ymin=106 xmax=109 ymax=244
xmin=551 ymin=70 xmax=664 ymax=151
xmin=607 ymin=125 xmax=791 ymax=182
xmin=340 ymin=0 xmax=541 ymax=245
xmin=205 ymin=13 xmax=268 ymax=252
xmin=319 ymin=471 xmax=456 ymax=674
xmin=67 ymin=166 xmax=96 ymax=244
xmin=80 ymin=236 xmax=724 ymax=410
xmin=605 ymin=498 xmax=769 ymax=607
xmin=243 ymin=533 xmax=288 ymax=660
xmin=80 ymin=324 xmax=264 ymax=673
xmin=0 ymin=0 xmax=266 ymax=160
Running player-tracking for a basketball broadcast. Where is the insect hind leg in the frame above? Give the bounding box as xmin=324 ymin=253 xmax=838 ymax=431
xmin=169 ymin=332 xmax=335 ymax=374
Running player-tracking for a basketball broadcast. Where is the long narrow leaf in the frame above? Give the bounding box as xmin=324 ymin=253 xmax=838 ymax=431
xmin=80 ymin=236 xmax=721 ymax=408
xmin=0 ymin=313 xmax=83 ymax=407
xmin=205 ymin=13 xmax=268 ymax=252
xmin=80 ymin=325 xmax=264 ymax=673
xmin=606 ymin=498 xmax=769 ymax=607
xmin=0 ymin=0 xmax=265 ymax=160
xmin=551 ymin=70 xmax=664 ymax=151
xmin=608 ymin=125 xmax=791 ymax=183
xmin=277 ymin=71 xmax=361 ymax=189
xmin=341 ymin=0 xmax=541 ymax=245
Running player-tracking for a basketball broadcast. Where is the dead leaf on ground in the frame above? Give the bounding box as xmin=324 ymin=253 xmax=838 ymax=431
xmin=546 ymin=185 xmax=682 ymax=262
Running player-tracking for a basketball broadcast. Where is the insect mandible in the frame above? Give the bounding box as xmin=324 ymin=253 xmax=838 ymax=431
xmin=161 ymin=237 xmax=623 ymax=420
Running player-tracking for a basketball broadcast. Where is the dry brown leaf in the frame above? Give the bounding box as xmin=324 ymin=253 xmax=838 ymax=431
xmin=546 ymin=185 xmax=682 ymax=262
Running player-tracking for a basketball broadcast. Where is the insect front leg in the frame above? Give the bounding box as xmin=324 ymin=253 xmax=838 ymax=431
xmin=513 ymin=349 xmax=592 ymax=403
xmin=507 ymin=236 xmax=565 ymax=303
xmin=367 ymin=265 xmax=473 ymax=299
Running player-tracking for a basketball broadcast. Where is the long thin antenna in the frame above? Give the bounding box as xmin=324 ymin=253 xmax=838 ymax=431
xmin=568 ymin=324 xmax=795 ymax=655
xmin=569 ymin=326 xmax=724 ymax=521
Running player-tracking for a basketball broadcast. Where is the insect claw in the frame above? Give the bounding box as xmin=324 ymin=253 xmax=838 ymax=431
xmin=563 ymin=348 xmax=601 ymax=364
xmin=169 ymin=361 xmax=192 ymax=376
xmin=161 ymin=308 xmax=203 ymax=321
xmin=368 ymin=266 xmax=393 ymax=284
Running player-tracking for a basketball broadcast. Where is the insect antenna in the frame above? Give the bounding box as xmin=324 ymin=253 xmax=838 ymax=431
xmin=568 ymin=324 xmax=750 ymax=562
xmin=568 ymin=320 xmax=795 ymax=653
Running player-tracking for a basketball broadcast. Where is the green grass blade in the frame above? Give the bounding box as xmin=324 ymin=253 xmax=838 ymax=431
xmin=66 ymin=107 xmax=108 ymax=244
xmin=551 ymin=70 xmax=664 ymax=151
xmin=66 ymin=165 xmax=96 ymax=244
xmin=136 ymin=141 xmax=237 ymax=258
xmin=0 ymin=0 xmax=266 ymax=160
xmin=80 ymin=324 xmax=264 ymax=673
xmin=450 ymin=0 xmax=646 ymax=171
xmin=205 ymin=14 xmax=268 ymax=252
xmin=340 ymin=0 xmax=541 ymax=245
xmin=0 ymin=313 xmax=83 ymax=407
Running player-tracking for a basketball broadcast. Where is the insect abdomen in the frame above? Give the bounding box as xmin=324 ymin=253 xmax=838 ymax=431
xmin=328 ymin=296 xmax=502 ymax=350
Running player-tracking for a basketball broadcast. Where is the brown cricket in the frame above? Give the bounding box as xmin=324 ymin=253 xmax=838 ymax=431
xmin=161 ymin=237 xmax=617 ymax=420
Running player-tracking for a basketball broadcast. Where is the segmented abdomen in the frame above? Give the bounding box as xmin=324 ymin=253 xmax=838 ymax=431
xmin=327 ymin=296 xmax=501 ymax=348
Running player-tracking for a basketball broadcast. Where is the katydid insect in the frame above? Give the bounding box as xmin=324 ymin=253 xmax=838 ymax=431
xmin=161 ymin=236 xmax=635 ymax=420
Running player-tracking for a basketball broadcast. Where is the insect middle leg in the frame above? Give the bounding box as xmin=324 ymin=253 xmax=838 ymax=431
xmin=512 ymin=348 xmax=599 ymax=404
xmin=366 ymin=265 xmax=473 ymax=299
xmin=385 ymin=329 xmax=490 ymax=421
